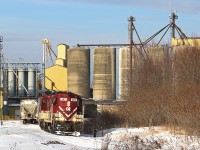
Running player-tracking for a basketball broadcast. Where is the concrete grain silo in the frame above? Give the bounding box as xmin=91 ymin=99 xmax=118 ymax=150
xmin=93 ymin=47 xmax=116 ymax=100
xmin=145 ymin=45 xmax=169 ymax=86
xmin=119 ymin=47 xmax=130 ymax=99
xmin=119 ymin=47 xmax=142 ymax=99
xmin=146 ymin=46 xmax=169 ymax=64
xmin=171 ymin=45 xmax=195 ymax=92
xmin=67 ymin=47 xmax=90 ymax=98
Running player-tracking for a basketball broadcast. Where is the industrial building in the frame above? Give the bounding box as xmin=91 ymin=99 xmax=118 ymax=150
xmin=45 ymin=44 xmax=68 ymax=91
xmin=45 ymin=46 xmax=90 ymax=98
xmin=3 ymin=63 xmax=40 ymax=119
xmin=45 ymin=65 xmax=68 ymax=91
xmin=172 ymin=37 xmax=200 ymax=47
xmin=46 ymin=45 xmax=117 ymax=100
xmin=2 ymin=38 xmax=200 ymax=119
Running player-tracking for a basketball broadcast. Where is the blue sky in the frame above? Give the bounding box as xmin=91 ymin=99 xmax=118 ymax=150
xmin=0 ymin=0 xmax=200 ymax=62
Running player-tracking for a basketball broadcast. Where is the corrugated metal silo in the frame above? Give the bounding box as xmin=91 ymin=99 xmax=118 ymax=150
xmin=8 ymin=69 xmax=16 ymax=96
xmin=17 ymin=69 xmax=25 ymax=97
xmin=67 ymin=47 xmax=90 ymax=98
xmin=93 ymin=47 xmax=116 ymax=100
xmin=28 ymin=68 xmax=36 ymax=96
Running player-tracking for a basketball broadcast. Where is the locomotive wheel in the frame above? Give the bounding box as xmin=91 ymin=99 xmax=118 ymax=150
xmin=45 ymin=123 xmax=48 ymax=131
xmin=52 ymin=119 xmax=56 ymax=131
xmin=39 ymin=121 xmax=43 ymax=128
xmin=48 ymin=125 xmax=51 ymax=132
xmin=23 ymin=119 xmax=27 ymax=124
xmin=32 ymin=119 xmax=37 ymax=124
xmin=50 ymin=125 xmax=55 ymax=134
xmin=40 ymin=120 xmax=45 ymax=129
xmin=39 ymin=121 xmax=42 ymax=128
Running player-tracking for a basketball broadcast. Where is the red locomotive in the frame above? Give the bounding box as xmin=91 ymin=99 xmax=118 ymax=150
xmin=38 ymin=91 xmax=84 ymax=135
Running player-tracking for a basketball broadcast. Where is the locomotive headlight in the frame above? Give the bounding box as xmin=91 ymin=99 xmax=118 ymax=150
xmin=67 ymin=101 xmax=70 ymax=106
xmin=60 ymin=117 xmax=65 ymax=122
xmin=72 ymin=117 xmax=77 ymax=122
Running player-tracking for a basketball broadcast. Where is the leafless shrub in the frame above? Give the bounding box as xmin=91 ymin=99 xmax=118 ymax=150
xmin=82 ymin=118 xmax=94 ymax=134
xmin=96 ymin=110 xmax=123 ymax=129
xmin=118 ymin=44 xmax=200 ymax=136
xmin=83 ymin=109 xmax=124 ymax=134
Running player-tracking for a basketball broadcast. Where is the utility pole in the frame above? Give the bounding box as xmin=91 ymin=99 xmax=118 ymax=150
xmin=0 ymin=36 xmax=3 ymax=123
xmin=171 ymin=12 xmax=178 ymax=39
xmin=128 ymin=16 xmax=135 ymax=89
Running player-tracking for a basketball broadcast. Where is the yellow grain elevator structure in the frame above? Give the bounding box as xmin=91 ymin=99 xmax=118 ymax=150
xmin=45 ymin=44 xmax=69 ymax=91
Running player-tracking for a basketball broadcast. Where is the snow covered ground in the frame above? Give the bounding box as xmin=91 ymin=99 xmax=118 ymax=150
xmin=0 ymin=120 xmax=102 ymax=150
xmin=0 ymin=120 xmax=200 ymax=150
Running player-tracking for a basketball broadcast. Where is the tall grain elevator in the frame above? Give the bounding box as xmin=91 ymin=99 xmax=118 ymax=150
xmin=67 ymin=47 xmax=90 ymax=98
xmin=145 ymin=46 xmax=169 ymax=87
xmin=93 ymin=47 xmax=116 ymax=100
xmin=119 ymin=47 xmax=142 ymax=100
xmin=45 ymin=44 xmax=68 ymax=91
xmin=119 ymin=47 xmax=130 ymax=99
